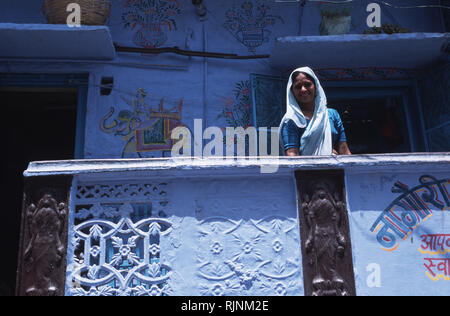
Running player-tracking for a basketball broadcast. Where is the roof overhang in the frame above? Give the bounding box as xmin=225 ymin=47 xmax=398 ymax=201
xmin=271 ymin=33 xmax=450 ymax=72
xmin=0 ymin=23 xmax=116 ymax=60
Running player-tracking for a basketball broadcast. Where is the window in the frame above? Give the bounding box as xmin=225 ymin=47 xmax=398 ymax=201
xmin=250 ymin=73 xmax=430 ymax=154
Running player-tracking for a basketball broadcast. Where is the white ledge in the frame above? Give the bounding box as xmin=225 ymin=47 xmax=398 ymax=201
xmin=271 ymin=33 xmax=450 ymax=70
xmin=0 ymin=23 xmax=115 ymax=60
xmin=23 ymin=153 xmax=450 ymax=178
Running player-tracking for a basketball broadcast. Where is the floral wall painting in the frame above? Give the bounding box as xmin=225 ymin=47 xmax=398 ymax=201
xmin=223 ymin=1 xmax=284 ymax=52
xmin=121 ymin=0 xmax=183 ymax=49
xmin=100 ymin=88 xmax=186 ymax=157
xmin=218 ymin=80 xmax=253 ymax=130
xmin=217 ymin=80 xmax=254 ymax=156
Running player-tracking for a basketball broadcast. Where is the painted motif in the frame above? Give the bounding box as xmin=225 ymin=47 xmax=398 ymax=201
xmin=218 ymin=80 xmax=253 ymax=130
xmin=100 ymin=88 xmax=186 ymax=157
xmin=423 ymin=258 xmax=450 ymax=281
xmin=420 ymin=234 xmax=450 ymax=255
xmin=370 ymin=175 xmax=450 ymax=252
xmin=121 ymin=0 xmax=183 ymax=49
xmin=223 ymin=1 xmax=284 ymax=52
xmin=419 ymin=234 xmax=450 ymax=281
xmin=217 ymin=80 xmax=254 ymax=155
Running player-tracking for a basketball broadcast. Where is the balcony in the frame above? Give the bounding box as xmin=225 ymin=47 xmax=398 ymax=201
xmin=16 ymin=153 xmax=450 ymax=296
xmin=271 ymin=33 xmax=450 ymax=71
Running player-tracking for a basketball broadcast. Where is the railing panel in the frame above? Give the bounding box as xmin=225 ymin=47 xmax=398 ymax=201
xmin=64 ymin=175 xmax=304 ymax=296
xmin=66 ymin=180 xmax=173 ymax=296
xmin=16 ymin=154 xmax=450 ymax=296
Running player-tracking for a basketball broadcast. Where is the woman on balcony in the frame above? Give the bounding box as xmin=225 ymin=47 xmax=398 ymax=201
xmin=279 ymin=66 xmax=352 ymax=156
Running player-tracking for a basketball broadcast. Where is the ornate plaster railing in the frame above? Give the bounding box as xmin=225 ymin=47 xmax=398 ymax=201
xmin=15 ymin=154 xmax=450 ymax=296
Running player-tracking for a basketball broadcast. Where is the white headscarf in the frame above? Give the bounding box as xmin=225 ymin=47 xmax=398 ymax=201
xmin=279 ymin=67 xmax=332 ymax=156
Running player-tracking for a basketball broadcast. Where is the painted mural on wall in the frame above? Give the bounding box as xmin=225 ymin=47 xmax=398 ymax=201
xmin=100 ymin=88 xmax=186 ymax=157
xmin=347 ymin=171 xmax=450 ymax=295
xmin=223 ymin=1 xmax=284 ymax=52
xmin=216 ymin=80 xmax=254 ymax=155
xmin=421 ymin=234 xmax=450 ymax=281
xmin=121 ymin=0 xmax=183 ymax=49
xmin=370 ymin=175 xmax=449 ymax=252
xmin=218 ymin=80 xmax=253 ymax=130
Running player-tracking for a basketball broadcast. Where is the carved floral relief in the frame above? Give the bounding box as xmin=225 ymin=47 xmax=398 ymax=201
xmin=196 ymin=215 xmax=303 ymax=296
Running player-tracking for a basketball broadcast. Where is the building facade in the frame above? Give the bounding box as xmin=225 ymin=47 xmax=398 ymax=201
xmin=0 ymin=0 xmax=449 ymax=296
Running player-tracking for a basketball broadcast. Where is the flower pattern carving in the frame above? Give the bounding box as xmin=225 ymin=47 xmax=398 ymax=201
xmin=197 ymin=215 xmax=302 ymax=296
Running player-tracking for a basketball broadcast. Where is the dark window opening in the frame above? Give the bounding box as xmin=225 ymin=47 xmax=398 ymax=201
xmin=328 ymin=97 xmax=411 ymax=154
xmin=0 ymin=87 xmax=78 ymax=296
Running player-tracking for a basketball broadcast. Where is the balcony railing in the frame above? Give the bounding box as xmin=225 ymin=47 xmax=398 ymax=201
xmin=16 ymin=153 xmax=450 ymax=296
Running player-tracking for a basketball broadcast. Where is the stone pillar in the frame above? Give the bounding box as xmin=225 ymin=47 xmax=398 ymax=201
xmin=295 ymin=170 xmax=356 ymax=296
xmin=15 ymin=175 xmax=72 ymax=296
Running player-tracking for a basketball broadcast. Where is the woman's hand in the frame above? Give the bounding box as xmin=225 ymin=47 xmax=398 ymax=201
xmin=336 ymin=142 xmax=352 ymax=155
xmin=286 ymin=143 xmax=351 ymax=156
xmin=285 ymin=148 xmax=300 ymax=156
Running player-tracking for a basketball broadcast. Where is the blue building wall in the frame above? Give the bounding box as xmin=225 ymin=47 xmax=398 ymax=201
xmin=346 ymin=169 xmax=450 ymax=295
xmin=0 ymin=1 xmax=449 ymax=296
xmin=0 ymin=0 xmax=447 ymax=159
xmin=38 ymin=156 xmax=448 ymax=296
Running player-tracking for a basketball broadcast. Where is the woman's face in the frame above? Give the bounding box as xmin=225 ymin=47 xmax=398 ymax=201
xmin=291 ymin=73 xmax=316 ymax=106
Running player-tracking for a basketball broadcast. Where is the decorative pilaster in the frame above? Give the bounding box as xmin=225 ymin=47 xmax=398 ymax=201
xmin=16 ymin=176 xmax=72 ymax=296
xmin=295 ymin=170 xmax=356 ymax=296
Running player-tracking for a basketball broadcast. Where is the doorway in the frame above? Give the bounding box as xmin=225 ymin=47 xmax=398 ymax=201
xmin=0 ymin=86 xmax=79 ymax=295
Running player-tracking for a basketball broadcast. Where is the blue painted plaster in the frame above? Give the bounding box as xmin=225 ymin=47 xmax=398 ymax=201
xmin=0 ymin=23 xmax=115 ymax=59
xmin=23 ymin=155 xmax=450 ymax=296
xmin=1 ymin=0 xmax=447 ymax=159
xmin=1 ymin=0 xmax=449 ymax=296
xmin=346 ymin=171 xmax=450 ymax=295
